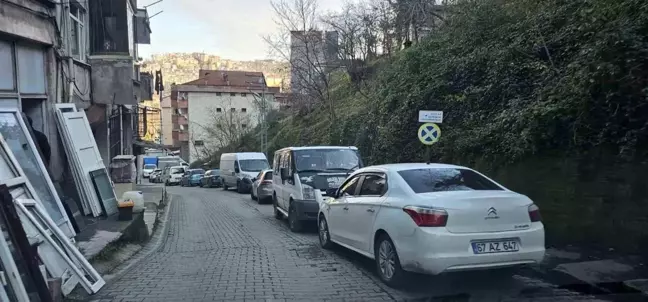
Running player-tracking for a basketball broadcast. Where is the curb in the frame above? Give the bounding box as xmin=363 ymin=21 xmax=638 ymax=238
xmin=101 ymin=193 xmax=174 ymax=282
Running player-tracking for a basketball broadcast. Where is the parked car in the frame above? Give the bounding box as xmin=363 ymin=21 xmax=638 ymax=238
xmin=181 ymin=169 xmax=205 ymax=187
xmin=220 ymin=152 xmax=270 ymax=193
xmin=163 ymin=165 xmax=185 ymax=186
xmin=273 ymin=146 xmax=362 ymax=232
xmin=200 ymin=169 xmax=222 ymax=188
xmin=148 ymin=169 xmax=162 ymax=182
xmin=317 ymin=163 xmax=546 ymax=287
xmin=250 ymin=169 xmax=273 ymax=203
xmin=142 ymin=163 xmax=157 ymax=178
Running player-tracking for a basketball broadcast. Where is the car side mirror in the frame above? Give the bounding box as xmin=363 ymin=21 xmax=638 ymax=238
xmin=252 ymin=177 xmax=257 ymax=182
xmin=234 ymin=167 xmax=240 ymax=173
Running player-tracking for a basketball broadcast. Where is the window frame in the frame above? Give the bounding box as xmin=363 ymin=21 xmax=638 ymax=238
xmin=338 ymin=175 xmax=361 ymax=197
xmin=69 ymin=3 xmax=87 ymax=62
xmin=357 ymin=173 xmax=388 ymax=197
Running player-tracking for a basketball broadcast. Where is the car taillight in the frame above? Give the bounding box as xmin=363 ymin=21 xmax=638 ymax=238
xmin=261 ymin=180 xmax=272 ymax=185
xmin=528 ymin=204 xmax=542 ymax=222
xmin=403 ymin=206 xmax=448 ymax=227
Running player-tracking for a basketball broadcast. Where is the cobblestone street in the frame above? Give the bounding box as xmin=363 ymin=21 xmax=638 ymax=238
xmin=92 ymin=185 xmax=614 ymax=302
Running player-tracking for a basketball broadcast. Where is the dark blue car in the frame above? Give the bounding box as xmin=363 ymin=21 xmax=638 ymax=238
xmin=181 ymin=169 xmax=205 ymax=187
xmin=200 ymin=169 xmax=222 ymax=188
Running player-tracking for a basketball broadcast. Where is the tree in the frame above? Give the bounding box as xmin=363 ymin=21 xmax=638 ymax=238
xmin=264 ymin=0 xmax=338 ymax=121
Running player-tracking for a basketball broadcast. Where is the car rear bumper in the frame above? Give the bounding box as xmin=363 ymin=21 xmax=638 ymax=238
xmin=395 ymin=224 xmax=546 ymax=275
xmin=292 ymin=199 xmax=319 ymax=221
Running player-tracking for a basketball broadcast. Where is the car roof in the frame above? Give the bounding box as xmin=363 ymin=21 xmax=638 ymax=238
xmin=355 ymin=163 xmax=467 ymax=174
xmin=275 ymin=146 xmax=358 ymax=152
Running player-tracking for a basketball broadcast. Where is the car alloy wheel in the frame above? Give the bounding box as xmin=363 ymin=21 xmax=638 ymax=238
xmin=378 ymin=240 xmax=396 ymax=280
xmin=319 ymin=217 xmax=333 ymax=249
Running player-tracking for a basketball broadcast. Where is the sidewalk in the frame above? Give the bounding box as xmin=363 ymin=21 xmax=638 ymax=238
xmin=65 ymin=183 xmax=166 ymax=300
xmin=534 ymin=247 xmax=648 ymax=298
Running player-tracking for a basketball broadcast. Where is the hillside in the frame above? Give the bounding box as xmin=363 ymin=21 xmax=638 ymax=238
xmin=209 ymin=0 xmax=648 ymax=254
xmin=141 ymin=52 xmax=290 ymax=88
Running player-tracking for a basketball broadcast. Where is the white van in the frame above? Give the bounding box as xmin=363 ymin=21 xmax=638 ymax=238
xmin=272 ymin=146 xmax=363 ymax=232
xmin=220 ymin=152 xmax=270 ymax=193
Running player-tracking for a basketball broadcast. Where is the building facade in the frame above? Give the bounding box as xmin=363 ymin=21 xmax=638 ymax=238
xmin=87 ymin=0 xmax=152 ymax=166
xmin=170 ymin=70 xmax=278 ymax=163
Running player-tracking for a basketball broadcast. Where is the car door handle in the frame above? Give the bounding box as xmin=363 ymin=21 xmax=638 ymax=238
xmin=366 ymin=208 xmax=375 ymax=213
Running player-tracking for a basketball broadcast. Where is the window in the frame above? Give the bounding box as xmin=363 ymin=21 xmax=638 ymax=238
xmin=216 ymin=108 xmax=222 ymax=113
xmin=294 ymin=148 xmax=361 ymax=172
xmin=215 ymin=92 xmax=222 ymax=96
xmin=69 ymin=4 xmax=86 ymax=60
xmin=89 ymin=0 xmax=129 ymax=54
xmin=339 ymin=176 xmax=360 ymax=197
xmin=239 ymin=159 xmax=269 ymax=172
xmin=263 ymin=171 xmax=273 ymax=180
xmin=359 ymin=174 xmax=387 ymax=196
xmin=241 ymin=124 xmax=247 ymax=128
xmin=397 ymin=168 xmax=503 ymax=194
xmin=241 ymin=108 xmax=247 ymax=113
xmin=241 ymin=93 xmax=247 ymax=97
xmin=231 ymin=108 xmax=236 ymax=112
xmin=144 ymin=164 xmax=156 ymax=169
xmin=230 ymin=92 xmax=236 ymax=96
xmin=170 ymin=167 xmax=184 ymax=174
xmin=194 ymin=140 xmax=204 ymax=146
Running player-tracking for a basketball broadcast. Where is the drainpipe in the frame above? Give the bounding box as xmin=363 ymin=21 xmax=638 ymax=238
xmin=119 ymin=106 xmax=124 ymax=155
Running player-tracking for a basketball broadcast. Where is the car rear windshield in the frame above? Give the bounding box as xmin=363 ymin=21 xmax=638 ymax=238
xmin=263 ymin=171 xmax=273 ymax=180
xmin=397 ymin=168 xmax=503 ymax=193
xmin=191 ymin=169 xmax=205 ymax=175
xmin=144 ymin=164 xmax=156 ymax=169
xmin=170 ymin=167 xmax=184 ymax=174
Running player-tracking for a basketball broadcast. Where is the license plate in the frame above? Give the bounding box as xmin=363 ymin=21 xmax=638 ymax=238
xmin=471 ymin=239 xmax=519 ymax=254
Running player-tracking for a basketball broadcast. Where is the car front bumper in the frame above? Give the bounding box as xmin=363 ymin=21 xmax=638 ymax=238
xmin=292 ymin=199 xmax=319 ymax=221
xmin=394 ymin=223 xmax=546 ymax=275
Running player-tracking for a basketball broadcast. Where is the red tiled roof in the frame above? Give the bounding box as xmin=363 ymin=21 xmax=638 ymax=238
xmin=180 ymin=69 xmax=267 ymax=88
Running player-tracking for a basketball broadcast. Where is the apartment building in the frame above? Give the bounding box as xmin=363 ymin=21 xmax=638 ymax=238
xmin=170 ymin=70 xmax=278 ymax=163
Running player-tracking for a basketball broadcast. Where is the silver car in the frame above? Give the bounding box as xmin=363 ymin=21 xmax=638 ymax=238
xmin=250 ymin=169 xmax=273 ymax=204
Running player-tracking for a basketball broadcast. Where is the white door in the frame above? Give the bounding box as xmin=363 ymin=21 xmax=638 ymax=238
xmin=346 ymin=174 xmax=387 ymax=253
xmin=328 ymin=175 xmax=361 ymax=246
xmin=60 ymin=112 xmax=110 ymax=216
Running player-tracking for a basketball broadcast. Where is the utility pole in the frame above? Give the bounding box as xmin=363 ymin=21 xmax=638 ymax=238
xmin=252 ymin=86 xmax=268 ymax=158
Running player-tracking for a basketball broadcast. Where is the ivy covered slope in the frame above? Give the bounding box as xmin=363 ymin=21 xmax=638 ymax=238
xmin=259 ymin=0 xmax=648 ymax=252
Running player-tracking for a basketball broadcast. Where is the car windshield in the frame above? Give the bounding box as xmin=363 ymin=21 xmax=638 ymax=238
xmin=170 ymin=167 xmax=185 ymax=174
xmin=191 ymin=169 xmax=205 ymax=175
xmin=294 ymin=149 xmax=361 ymax=172
xmin=397 ymin=168 xmax=503 ymax=193
xmin=144 ymin=164 xmax=156 ymax=169
xmin=239 ymin=159 xmax=269 ymax=172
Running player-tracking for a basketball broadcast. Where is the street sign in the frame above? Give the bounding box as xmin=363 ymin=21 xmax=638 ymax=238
xmin=419 ymin=110 xmax=443 ymax=123
xmin=418 ymin=123 xmax=441 ymax=145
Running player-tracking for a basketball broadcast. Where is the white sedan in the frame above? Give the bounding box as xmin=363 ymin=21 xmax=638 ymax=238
xmin=317 ymin=163 xmax=545 ymax=287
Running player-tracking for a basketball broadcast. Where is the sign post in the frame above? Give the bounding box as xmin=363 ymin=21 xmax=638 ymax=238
xmin=417 ymin=110 xmax=443 ymax=164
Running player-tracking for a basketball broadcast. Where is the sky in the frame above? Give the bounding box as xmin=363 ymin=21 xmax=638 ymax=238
xmin=138 ymin=0 xmax=346 ymax=61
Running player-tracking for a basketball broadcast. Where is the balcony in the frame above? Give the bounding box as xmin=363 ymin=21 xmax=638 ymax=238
xmin=177 ymin=115 xmax=188 ymax=125
xmin=172 ymin=130 xmax=189 ymax=142
xmin=178 ymin=99 xmax=188 ymax=109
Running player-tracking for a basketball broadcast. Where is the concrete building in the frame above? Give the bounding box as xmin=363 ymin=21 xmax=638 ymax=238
xmin=86 ymin=0 xmax=152 ymax=166
xmin=289 ymin=30 xmax=339 ymax=95
xmin=160 ymin=93 xmax=174 ymax=146
xmin=170 ymin=70 xmax=278 ymax=163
